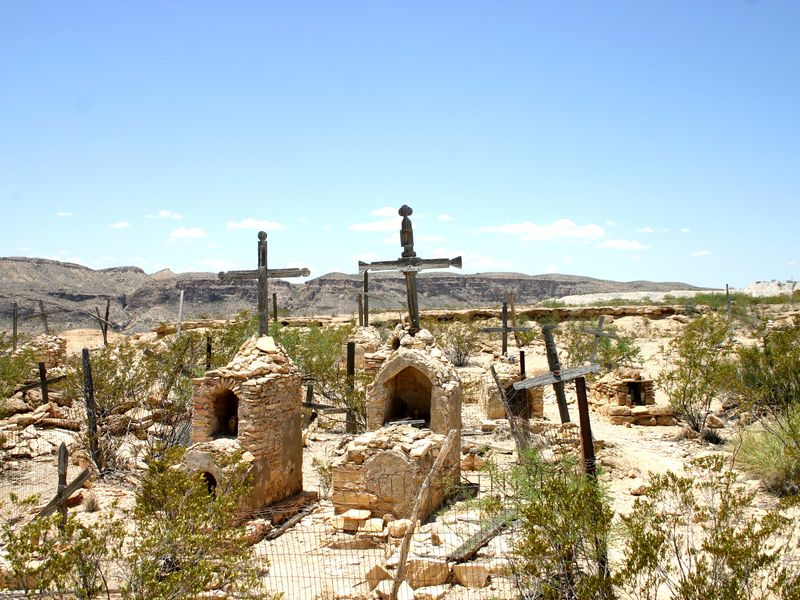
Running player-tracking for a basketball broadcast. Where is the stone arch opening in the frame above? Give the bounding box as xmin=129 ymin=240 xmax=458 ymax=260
xmin=210 ymin=388 xmax=239 ymax=439
xmin=201 ymin=471 xmax=218 ymax=497
xmin=628 ymin=381 xmax=644 ymax=406
xmin=383 ymin=366 xmax=432 ymax=426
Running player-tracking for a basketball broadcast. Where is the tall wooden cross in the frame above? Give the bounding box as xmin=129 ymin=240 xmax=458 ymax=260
xmin=358 ymin=205 xmax=461 ymax=334
xmin=581 ymin=316 xmax=618 ymax=363
xmin=218 ymin=231 xmax=310 ymax=336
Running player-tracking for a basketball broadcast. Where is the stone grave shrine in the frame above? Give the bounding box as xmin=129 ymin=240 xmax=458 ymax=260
xmin=590 ymin=367 xmax=676 ymax=426
xmin=185 ymin=335 xmax=303 ymax=511
xmin=332 ymin=326 xmax=462 ymax=522
xmin=479 ymin=360 xmax=544 ymax=421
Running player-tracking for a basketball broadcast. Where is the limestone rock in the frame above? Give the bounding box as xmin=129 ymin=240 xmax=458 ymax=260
xmin=405 ymin=558 xmax=450 ymax=588
xmin=414 ymin=585 xmax=450 ymax=600
xmin=388 ymin=518 xmax=413 ymax=538
xmin=366 ymin=564 xmax=392 ymax=590
xmin=452 ymin=563 xmax=490 ymax=588
xmin=706 ymin=414 xmax=725 ymax=429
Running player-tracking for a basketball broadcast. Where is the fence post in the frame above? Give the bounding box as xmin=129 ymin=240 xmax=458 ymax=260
xmin=12 ymin=302 xmax=18 ymax=350
xmin=345 ymin=341 xmax=357 ymax=433
xmin=363 ymin=271 xmax=369 ymax=328
xmin=57 ymin=442 xmax=68 ymax=529
xmin=82 ymin=348 xmax=100 ymax=468
xmin=177 ymin=289 xmax=185 ymax=338
xmin=38 ymin=362 xmax=49 ymax=405
xmin=272 ymin=292 xmax=278 ymax=323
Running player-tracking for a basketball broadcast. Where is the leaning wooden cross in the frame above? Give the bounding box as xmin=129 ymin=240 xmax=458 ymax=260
xmin=358 ymin=205 xmax=461 ymax=334
xmin=22 ymin=300 xmax=68 ymax=335
xmin=219 ymin=231 xmax=310 ymax=336
xmin=581 ymin=315 xmax=618 ymax=363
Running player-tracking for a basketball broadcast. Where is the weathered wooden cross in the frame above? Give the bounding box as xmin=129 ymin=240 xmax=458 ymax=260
xmin=358 ymin=205 xmax=461 ymax=334
xmin=581 ymin=316 xmax=617 ymax=363
xmin=218 ymin=231 xmax=310 ymax=336
xmin=480 ymin=301 xmax=536 ymax=355
xmin=36 ymin=442 xmax=92 ymax=528
xmin=22 ymin=300 xmax=67 ymax=335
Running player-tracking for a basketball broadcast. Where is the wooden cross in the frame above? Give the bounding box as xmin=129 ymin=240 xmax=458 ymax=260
xmin=542 ymin=324 xmax=571 ymax=424
xmin=581 ymin=316 xmax=618 ymax=363
xmin=480 ymin=301 xmax=536 ymax=355
xmin=37 ymin=443 xmax=91 ymax=527
xmin=13 ymin=361 xmax=67 ymax=398
xmin=358 ymin=205 xmax=461 ymax=334
xmin=22 ymin=300 xmax=67 ymax=335
xmin=218 ymin=231 xmax=310 ymax=336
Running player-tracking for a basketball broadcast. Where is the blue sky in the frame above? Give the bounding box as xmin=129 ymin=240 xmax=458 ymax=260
xmin=1 ymin=1 xmax=798 ymax=289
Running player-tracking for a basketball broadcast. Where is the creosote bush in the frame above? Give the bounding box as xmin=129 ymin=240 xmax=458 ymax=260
xmin=659 ymin=314 xmax=734 ymax=433
xmin=556 ymin=320 xmax=642 ymax=375
xmin=422 ymin=318 xmax=481 ymax=366
xmin=617 ymin=455 xmax=800 ymax=600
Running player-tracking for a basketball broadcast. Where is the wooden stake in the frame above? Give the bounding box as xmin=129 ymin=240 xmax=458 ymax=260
xmin=12 ymin=302 xmax=18 ymax=350
xmin=519 ymin=350 xmax=526 ymax=379
xmin=363 ymin=271 xmax=369 ymax=328
xmin=38 ymin=362 xmax=49 ymax=405
xmin=57 ymin=442 xmax=68 ymax=529
xmin=357 ymin=294 xmax=363 ymax=327
xmin=205 ymin=334 xmax=212 ymax=371
xmin=272 ymin=292 xmax=278 ymax=323
xmin=82 ymin=348 xmax=100 ymax=468
xmin=542 ymin=325 xmax=570 ymax=423
xmin=509 ymin=290 xmax=522 ymax=348
xmin=390 ymin=429 xmax=459 ymax=600
xmin=39 ymin=300 xmax=49 ymax=335
xmin=176 ymin=289 xmax=185 ymax=338
xmin=345 ymin=341 xmax=357 ymax=433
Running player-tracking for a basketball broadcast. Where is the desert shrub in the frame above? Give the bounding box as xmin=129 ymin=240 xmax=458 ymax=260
xmin=118 ymin=446 xmax=261 ymax=599
xmin=208 ymin=310 xmax=258 ymax=369
xmin=617 ymin=455 xmax=800 ymax=600
xmin=2 ymin=506 xmax=124 ymax=598
xmin=489 ymin=451 xmax=614 ymax=600
xmin=659 ymin=314 xmax=734 ymax=432
xmin=423 ymin=318 xmax=480 ymax=366
xmin=312 ymin=456 xmax=333 ymax=497
xmin=273 ymin=323 xmax=367 ymax=430
xmin=556 ymin=320 xmax=642 ymax=374
xmin=0 ymin=334 xmax=36 ymax=409
xmin=736 ymin=411 xmax=800 ymax=496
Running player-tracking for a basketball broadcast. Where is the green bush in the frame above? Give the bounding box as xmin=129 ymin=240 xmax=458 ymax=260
xmin=659 ymin=315 xmax=734 ymax=432
xmin=736 ymin=412 xmax=800 ymax=496
xmin=556 ymin=320 xmax=642 ymax=375
xmin=422 ymin=318 xmax=481 ymax=366
xmin=488 ymin=451 xmax=614 ymax=600
xmin=617 ymin=455 xmax=800 ymax=600
xmin=0 ymin=334 xmax=36 ymax=410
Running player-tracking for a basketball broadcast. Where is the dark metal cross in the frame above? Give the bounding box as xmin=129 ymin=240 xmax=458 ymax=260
xmin=480 ymin=301 xmax=536 ymax=355
xmin=358 ymin=205 xmax=461 ymax=334
xmin=218 ymin=231 xmax=310 ymax=336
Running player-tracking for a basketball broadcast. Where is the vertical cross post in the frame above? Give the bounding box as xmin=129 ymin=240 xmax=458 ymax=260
xmin=205 ymin=334 xmax=212 ymax=371
xmin=363 ymin=271 xmax=369 ymax=327
xmin=38 ymin=362 xmax=49 ymax=405
xmin=177 ymin=289 xmax=185 ymax=338
xmin=346 ymin=341 xmax=357 ymax=433
xmin=519 ymin=350 xmax=526 ymax=379
xmin=501 ymin=302 xmax=509 ymax=355
xmin=357 ymin=294 xmax=364 ymax=326
xmin=542 ymin=325 xmax=570 ymax=423
xmin=12 ymin=302 xmax=18 ymax=351
xmin=38 ymin=300 xmax=50 ymax=335
xmin=581 ymin=316 xmax=617 ymax=363
xmin=82 ymin=348 xmax=100 ymax=468
xmin=57 ymin=442 xmax=68 ymax=529
xmin=508 ymin=290 xmax=522 ymax=348
xmin=272 ymin=292 xmax=278 ymax=324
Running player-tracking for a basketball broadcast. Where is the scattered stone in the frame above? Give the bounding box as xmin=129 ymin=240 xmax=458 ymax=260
xmin=452 ymin=563 xmax=490 ymax=588
xmin=706 ymin=414 xmax=725 ymax=429
xmin=405 ymin=558 xmax=449 ymax=588
xmin=414 ymin=584 xmax=450 ymax=600
xmin=366 ymin=564 xmax=392 ymax=590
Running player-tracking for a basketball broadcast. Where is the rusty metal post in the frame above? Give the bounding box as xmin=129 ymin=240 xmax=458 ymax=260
xmin=519 ymin=350 xmax=526 ymax=379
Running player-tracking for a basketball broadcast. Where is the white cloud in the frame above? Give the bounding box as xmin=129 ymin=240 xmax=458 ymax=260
xmin=169 ymin=227 xmax=208 ymax=240
xmin=351 ymin=217 xmax=399 ymax=232
xmin=55 ymin=211 xmax=73 ymax=217
xmin=691 ymin=250 xmax=712 ymax=257
xmin=206 ymin=242 xmax=221 ymax=249
xmin=605 ymin=220 xmax=616 ymax=227
xmin=543 ymin=264 xmax=560 ymax=273
xmin=597 ymin=239 xmax=650 ymax=251
xmin=371 ymin=207 xmax=398 ymax=217
xmin=437 ymin=214 xmax=453 ymax=222
xmin=109 ymin=221 xmax=130 ymax=229
xmin=197 ymin=258 xmax=239 ymax=271
xmin=323 ymin=224 xmax=332 ymax=230
xmin=788 ymin=261 xmax=797 ymax=267
xmin=637 ymin=226 xmax=655 ymax=233
xmin=630 ymin=255 xmax=642 ymax=261
xmin=478 ymin=219 xmax=604 ymax=242
xmin=680 ymin=227 xmax=691 ymax=234
xmin=226 ymin=218 xmax=285 ymax=231
xmin=146 ymin=209 xmax=182 ymax=220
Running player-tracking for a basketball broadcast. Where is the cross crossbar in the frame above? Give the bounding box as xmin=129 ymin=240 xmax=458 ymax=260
xmin=219 ymin=267 xmax=310 ymax=281
xmin=358 ymin=256 xmax=462 ymax=274
xmin=513 ymin=363 xmax=600 ymax=390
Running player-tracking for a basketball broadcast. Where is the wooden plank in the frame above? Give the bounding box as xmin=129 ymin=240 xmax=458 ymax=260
xmin=447 ymin=511 xmax=517 ymax=563
xmin=490 ymin=365 xmax=529 ymax=456
xmin=218 ymin=267 xmax=310 ymax=280
xmin=37 ymin=468 xmax=91 ymax=518
xmin=391 ymin=429 xmax=459 ymax=600
xmin=543 ymin=325 xmax=570 ymax=423
xmin=513 ymin=363 xmax=600 ymax=390
xmin=14 ymin=374 xmax=66 ymax=394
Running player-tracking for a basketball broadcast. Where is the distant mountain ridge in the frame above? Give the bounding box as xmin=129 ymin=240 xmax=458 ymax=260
xmin=0 ymin=256 xmax=705 ymax=334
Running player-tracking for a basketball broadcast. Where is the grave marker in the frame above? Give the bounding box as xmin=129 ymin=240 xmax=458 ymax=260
xmin=480 ymin=301 xmax=536 ymax=355
xmin=218 ymin=231 xmax=310 ymax=336
xmin=358 ymin=205 xmax=461 ymax=334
